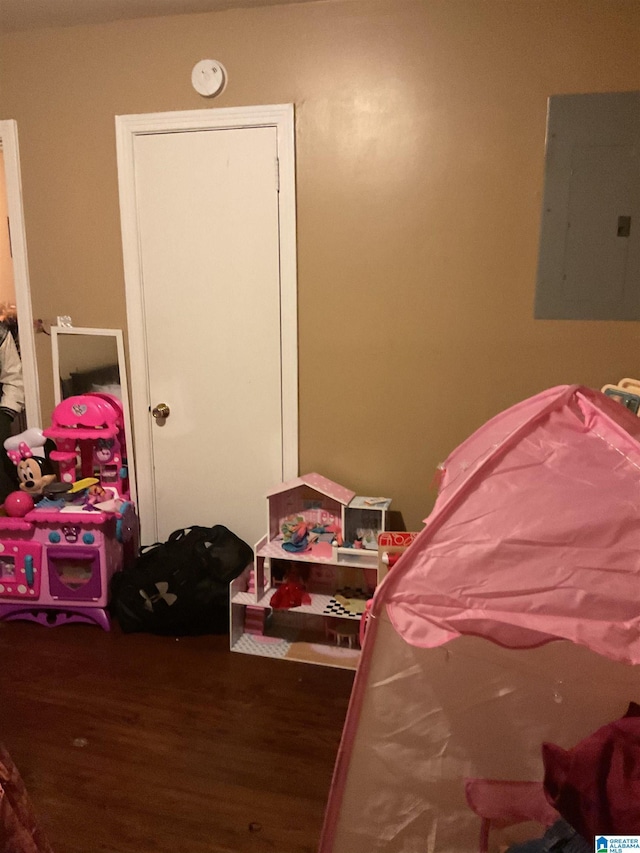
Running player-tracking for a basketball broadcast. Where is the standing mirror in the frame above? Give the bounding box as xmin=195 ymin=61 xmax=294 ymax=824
xmin=50 ymin=326 xmax=136 ymax=503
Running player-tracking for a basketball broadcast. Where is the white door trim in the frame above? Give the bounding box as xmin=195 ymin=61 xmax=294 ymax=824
xmin=115 ymin=104 xmax=298 ymax=541
xmin=0 ymin=120 xmax=41 ymax=429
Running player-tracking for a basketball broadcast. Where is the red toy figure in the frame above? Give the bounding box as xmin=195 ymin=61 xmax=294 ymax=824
xmin=269 ymin=563 xmax=312 ymax=610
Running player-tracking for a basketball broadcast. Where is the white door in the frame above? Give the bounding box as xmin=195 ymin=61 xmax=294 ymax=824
xmin=116 ymin=106 xmax=298 ymax=548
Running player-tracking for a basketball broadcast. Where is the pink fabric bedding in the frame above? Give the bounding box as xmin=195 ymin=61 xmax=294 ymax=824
xmin=0 ymin=746 xmax=52 ymax=853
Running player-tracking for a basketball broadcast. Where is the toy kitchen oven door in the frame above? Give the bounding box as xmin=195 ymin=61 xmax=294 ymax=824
xmin=0 ymin=392 xmax=138 ymax=630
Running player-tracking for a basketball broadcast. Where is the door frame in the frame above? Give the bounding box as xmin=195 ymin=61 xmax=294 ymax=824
xmin=0 ymin=120 xmax=41 ymax=428
xmin=115 ymin=103 xmax=298 ymax=542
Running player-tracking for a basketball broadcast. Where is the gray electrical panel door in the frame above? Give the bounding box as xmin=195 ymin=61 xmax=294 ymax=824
xmin=534 ymin=91 xmax=640 ymax=320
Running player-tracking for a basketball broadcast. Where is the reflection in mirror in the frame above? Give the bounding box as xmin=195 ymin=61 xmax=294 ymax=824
xmin=50 ymin=326 xmax=136 ymax=503
xmin=55 ymin=333 xmax=120 ymax=401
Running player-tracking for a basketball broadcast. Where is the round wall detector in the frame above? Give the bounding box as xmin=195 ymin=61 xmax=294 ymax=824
xmin=191 ymin=59 xmax=227 ymax=98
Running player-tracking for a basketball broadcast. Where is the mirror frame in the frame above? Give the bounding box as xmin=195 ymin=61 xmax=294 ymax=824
xmin=50 ymin=325 xmax=136 ymax=504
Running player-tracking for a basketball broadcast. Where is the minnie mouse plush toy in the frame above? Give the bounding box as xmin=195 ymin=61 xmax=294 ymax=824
xmin=4 ymin=428 xmax=57 ymax=497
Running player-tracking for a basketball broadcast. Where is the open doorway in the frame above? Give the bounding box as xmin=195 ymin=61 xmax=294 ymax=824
xmin=0 ymin=146 xmax=24 ymax=433
xmin=0 ymin=120 xmax=41 ymax=430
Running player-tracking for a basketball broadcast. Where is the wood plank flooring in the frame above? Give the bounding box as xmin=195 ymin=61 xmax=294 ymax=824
xmin=0 ymin=622 xmax=355 ymax=853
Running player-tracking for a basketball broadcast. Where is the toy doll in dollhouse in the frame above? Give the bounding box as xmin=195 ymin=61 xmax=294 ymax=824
xmin=0 ymin=392 xmax=138 ymax=630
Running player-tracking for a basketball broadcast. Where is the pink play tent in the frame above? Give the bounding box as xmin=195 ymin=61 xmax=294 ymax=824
xmin=321 ymin=385 xmax=640 ymax=853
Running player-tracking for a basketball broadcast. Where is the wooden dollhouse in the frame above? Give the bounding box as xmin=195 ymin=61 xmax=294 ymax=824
xmin=229 ymin=473 xmax=391 ymax=669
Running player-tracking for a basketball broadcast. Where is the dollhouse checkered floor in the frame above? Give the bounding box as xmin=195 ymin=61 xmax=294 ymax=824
xmin=323 ymin=589 xmax=369 ymax=618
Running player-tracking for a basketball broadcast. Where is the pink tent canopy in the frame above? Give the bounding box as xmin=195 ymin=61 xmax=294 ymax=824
xmin=321 ymin=385 xmax=640 ymax=853
xmin=385 ymin=384 xmax=640 ymax=663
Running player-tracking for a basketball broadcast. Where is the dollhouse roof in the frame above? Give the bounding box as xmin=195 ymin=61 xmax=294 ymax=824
xmin=266 ymin=473 xmax=355 ymax=507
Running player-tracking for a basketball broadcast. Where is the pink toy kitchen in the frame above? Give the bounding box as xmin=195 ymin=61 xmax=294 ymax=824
xmin=0 ymin=393 xmax=138 ymax=629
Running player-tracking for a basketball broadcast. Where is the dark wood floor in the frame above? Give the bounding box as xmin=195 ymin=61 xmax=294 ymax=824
xmin=0 ymin=622 xmax=355 ymax=853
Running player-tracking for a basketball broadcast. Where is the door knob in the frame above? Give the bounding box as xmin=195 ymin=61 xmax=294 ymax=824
xmin=152 ymin=402 xmax=170 ymax=420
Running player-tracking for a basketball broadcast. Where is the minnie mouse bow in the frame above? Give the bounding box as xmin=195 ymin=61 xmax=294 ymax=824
xmin=7 ymin=442 xmax=33 ymax=466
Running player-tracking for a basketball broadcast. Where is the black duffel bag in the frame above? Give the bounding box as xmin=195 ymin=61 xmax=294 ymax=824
xmin=110 ymin=524 xmax=253 ymax=635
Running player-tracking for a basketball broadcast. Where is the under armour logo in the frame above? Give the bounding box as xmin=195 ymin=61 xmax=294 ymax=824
xmin=139 ymin=582 xmax=177 ymax=611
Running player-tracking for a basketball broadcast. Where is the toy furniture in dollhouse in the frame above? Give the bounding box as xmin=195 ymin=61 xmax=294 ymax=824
xmin=326 ymin=617 xmax=359 ymax=649
xmin=229 ymin=473 xmax=391 ymax=669
xmin=0 ymin=393 xmax=138 ymax=630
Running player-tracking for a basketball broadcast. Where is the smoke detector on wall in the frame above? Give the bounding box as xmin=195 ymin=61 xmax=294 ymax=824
xmin=191 ymin=59 xmax=227 ymax=98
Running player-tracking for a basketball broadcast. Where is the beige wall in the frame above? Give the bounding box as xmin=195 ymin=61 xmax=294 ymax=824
xmin=1 ymin=0 xmax=639 ymax=530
